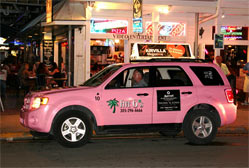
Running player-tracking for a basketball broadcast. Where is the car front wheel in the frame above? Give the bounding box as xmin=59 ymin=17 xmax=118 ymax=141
xmin=183 ymin=110 xmax=218 ymax=145
xmin=54 ymin=111 xmax=92 ymax=148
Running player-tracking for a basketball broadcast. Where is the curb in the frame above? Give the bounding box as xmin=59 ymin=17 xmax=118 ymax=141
xmin=0 ymin=127 xmax=248 ymax=142
xmin=0 ymin=132 xmax=33 ymax=141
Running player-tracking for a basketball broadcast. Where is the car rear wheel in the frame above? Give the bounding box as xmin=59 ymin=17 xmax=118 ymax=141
xmin=54 ymin=111 xmax=92 ymax=148
xmin=183 ymin=110 xmax=218 ymax=145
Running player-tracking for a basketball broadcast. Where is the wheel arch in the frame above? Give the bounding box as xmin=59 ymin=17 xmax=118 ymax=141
xmin=184 ymin=103 xmax=221 ymax=127
xmin=49 ymin=105 xmax=97 ymax=135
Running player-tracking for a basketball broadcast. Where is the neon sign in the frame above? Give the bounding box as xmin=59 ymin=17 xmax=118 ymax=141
xmin=221 ymin=26 xmax=244 ymax=40
xmin=91 ymin=19 xmax=128 ymax=34
xmin=146 ymin=22 xmax=186 ymax=36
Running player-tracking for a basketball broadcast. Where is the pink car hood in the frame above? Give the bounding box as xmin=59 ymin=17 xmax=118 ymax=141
xmin=31 ymin=86 xmax=93 ymax=97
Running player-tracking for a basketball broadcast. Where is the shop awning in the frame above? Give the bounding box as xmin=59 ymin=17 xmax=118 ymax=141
xmin=20 ymin=0 xmax=87 ymax=33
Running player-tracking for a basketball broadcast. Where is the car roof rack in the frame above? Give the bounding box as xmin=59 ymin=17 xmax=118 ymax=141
xmin=131 ymin=58 xmax=209 ymax=63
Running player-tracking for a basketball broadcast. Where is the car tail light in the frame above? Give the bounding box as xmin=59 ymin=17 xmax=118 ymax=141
xmin=225 ymin=89 xmax=234 ymax=103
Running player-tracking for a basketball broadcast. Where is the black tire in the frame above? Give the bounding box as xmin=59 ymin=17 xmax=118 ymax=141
xmin=183 ymin=110 xmax=218 ymax=145
xmin=53 ymin=111 xmax=93 ymax=148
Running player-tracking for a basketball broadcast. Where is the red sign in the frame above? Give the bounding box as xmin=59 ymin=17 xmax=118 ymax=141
xmin=167 ymin=45 xmax=186 ymax=58
xmin=111 ymin=28 xmax=127 ymax=34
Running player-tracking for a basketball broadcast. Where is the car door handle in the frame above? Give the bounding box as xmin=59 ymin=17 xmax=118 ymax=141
xmin=181 ymin=91 xmax=192 ymax=95
xmin=137 ymin=93 xmax=149 ymax=96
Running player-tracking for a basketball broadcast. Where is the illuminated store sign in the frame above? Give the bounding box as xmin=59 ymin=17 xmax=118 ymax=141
xmin=221 ymin=26 xmax=246 ymax=40
xmin=91 ymin=19 xmax=128 ymax=34
xmin=146 ymin=22 xmax=186 ymax=36
xmin=212 ymin=26 xmax=248 ymax=40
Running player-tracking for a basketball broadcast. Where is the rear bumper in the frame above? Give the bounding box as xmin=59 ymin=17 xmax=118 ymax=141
xmin=219 ymin=103 xmax=237 ymax=126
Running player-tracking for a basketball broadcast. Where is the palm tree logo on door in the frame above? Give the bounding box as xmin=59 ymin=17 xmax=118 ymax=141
xmin=107 ymin=98 xmax=119 ymax=113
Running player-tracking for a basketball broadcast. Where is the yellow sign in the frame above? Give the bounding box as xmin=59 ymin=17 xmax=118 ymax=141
xmin=46 ymin=0 xmax=52 ymax=23
xmin=133 ymin=0 xmax=142 ymax=19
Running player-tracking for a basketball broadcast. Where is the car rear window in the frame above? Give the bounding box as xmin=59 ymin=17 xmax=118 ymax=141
xmin=190 ymin=66 xmax=224 ymax=86
xmin=154 ymin=66 xmax=193 ymax=87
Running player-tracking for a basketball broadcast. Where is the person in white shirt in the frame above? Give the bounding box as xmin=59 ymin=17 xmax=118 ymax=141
xmin=215 ymin=56 xmax=237 ymax=103
xmin=215 ymin=56 xmax=231 ymax=76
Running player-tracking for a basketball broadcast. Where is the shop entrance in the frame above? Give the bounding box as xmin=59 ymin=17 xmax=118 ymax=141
xmin=90 ymin=39 xmax=124 ymax=76
xmin=205 ymin=45 xmax=248 ymax=76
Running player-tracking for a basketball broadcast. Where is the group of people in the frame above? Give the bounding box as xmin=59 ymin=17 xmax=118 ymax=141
xmin=1 ymin=55 xmax=249 ymax=104
xmin=0 ymin=60 xmax=67 ymax=98
xmin=18 ymin=61 xmax=66 ymax=94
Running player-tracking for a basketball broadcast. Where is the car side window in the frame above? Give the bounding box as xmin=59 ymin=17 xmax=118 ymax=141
xmin=105 ymin=67 xmax=150 ymax=89
xmin=190 ymin=66 xmax=224 ymax=86
xmin=154 ymin=66 xmax=193 ymax=87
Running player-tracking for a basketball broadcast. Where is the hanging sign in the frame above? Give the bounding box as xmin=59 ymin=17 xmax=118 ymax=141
xmin=46 ymin=0 xmax=52 ymax=23
xmin=214 ymin=34 xmax=224 ymax=49
xmin=133 ymin=0 xmax=143 ymax=33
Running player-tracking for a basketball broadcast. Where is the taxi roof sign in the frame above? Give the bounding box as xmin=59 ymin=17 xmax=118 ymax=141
xmin=131 ymin=58 xmax=207 ymax=63
xmin=131 ymin=43 xmax=195 ymax=61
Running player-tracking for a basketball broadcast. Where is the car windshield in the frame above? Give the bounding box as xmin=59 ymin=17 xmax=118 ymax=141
xmin=81 ymin=64 xmax=122 ymax=87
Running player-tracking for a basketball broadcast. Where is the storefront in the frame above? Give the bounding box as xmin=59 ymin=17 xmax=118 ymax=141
xmin=34 ymin=0 xmax=249 ymax=86
xmin=89 ymin=18 xmax=127 ymax=75
xmin=89 ymin=17 xmax=190 ymax=75
xmin=200 ymin=24 xmax=249 ymax=77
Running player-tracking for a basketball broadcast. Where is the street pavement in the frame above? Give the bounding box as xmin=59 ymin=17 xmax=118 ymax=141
xmin=0 ymin=89 xmax=248 ymax=141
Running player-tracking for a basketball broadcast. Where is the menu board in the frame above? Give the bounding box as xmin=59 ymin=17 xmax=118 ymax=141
xmin=43 ymin=40 xmax=54 ymax=65
xmin=157 ymin=90 xmax=181 ymax=111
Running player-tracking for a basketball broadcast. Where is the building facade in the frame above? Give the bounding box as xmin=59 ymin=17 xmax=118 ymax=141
xmin=38 ymin=0 xmax=249 ymax=86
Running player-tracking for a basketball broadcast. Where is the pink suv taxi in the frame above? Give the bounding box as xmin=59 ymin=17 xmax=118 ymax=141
xmin=20 ymin=59 xmax=237 ymax=147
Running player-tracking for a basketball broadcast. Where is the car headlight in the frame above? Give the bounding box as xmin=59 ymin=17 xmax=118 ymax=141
xmin=31 ymin=97 xmax=49 ymax=110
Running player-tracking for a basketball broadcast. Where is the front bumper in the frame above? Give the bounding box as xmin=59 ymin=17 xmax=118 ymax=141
xmin=20 ymin=105 xmax=52 ymax=133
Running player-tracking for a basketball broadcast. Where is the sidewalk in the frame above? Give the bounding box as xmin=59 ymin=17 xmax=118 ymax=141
xmin=0 ymin=90 xmax=248 ymax=141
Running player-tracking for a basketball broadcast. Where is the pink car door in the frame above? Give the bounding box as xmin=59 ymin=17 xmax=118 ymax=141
xmin=101 ymin=67 xmax=153 ymax=125
xmin=152 ymin=66 xmax=197 ymax=123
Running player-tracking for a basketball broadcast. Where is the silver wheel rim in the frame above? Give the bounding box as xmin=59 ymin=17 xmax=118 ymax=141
xmin=61 ymin=117 xmax=86 ymax=142
xmin=192 ymin=116 xmax=213 ymax=138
